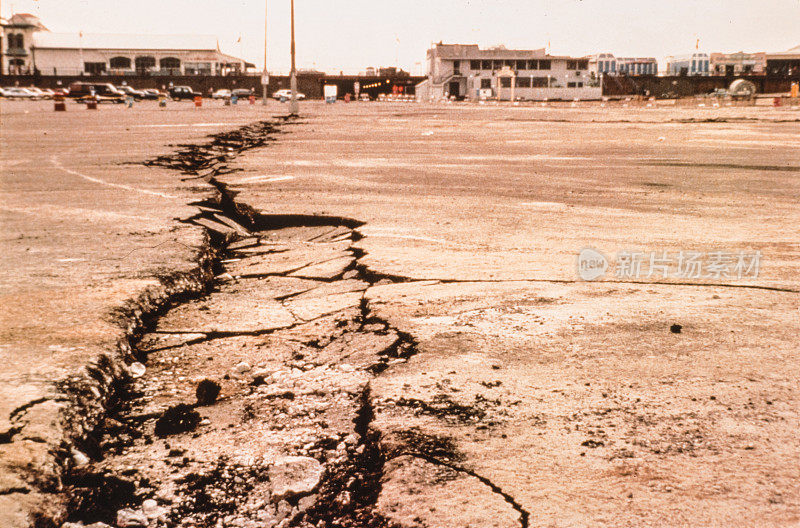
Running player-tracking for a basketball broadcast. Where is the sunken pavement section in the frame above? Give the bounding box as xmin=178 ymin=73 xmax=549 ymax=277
xmin=2 ymin=119 xmax=529 ymax=528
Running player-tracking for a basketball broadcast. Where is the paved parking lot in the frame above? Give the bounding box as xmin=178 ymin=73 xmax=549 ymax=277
xmin=1 ymin=98 xmax=799 ymax=526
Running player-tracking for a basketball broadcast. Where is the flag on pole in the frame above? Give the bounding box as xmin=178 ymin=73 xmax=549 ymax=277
xmin=696 ymin=38 xmax=700 ymax=50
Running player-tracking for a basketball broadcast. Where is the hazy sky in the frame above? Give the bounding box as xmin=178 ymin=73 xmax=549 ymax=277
xmin=3 ymin=1 xmax=799 ymax=74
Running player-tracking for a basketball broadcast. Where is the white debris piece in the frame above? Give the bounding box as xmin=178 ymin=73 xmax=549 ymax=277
xmin=129 ymin=362 xmax=146 ymax=378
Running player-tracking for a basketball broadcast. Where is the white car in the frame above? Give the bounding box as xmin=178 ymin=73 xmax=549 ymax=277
xmin=25 ymin=87 xmax=49 ymax=99
xmin=2 ymin=87 xmax=38 ymax=99
xmin=272 ymin=89 xmax=306 ymax=100
xmin=212 ymin=89 xmax=231 ymax=99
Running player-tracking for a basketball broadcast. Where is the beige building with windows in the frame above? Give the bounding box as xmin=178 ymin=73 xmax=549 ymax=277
xmin=709 ymin=52 xmax=766 ymax=76
xmin=1 ymin=14 xmax=248 ymax=76
xmin=416 ymin=43 xmax=601 ymax=101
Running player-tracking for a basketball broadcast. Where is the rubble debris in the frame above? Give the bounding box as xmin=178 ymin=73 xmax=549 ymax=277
xmin=71 ymin=448 xmax=91 ymax=467
xmin=128 ymin=362 xmax=146 ymax=379
xmin=141 ymin=499 xmax=168 ymax=520
xmin=154 ymin=404 xmax=201 ymax=437
xmin=115 ymin=508 xmax=148 ymax=528
xmin=195 ymin=379 xmax=221 ymax=406
xmin=213 ymin=213 xmax=252 ymax=237
xmin=268 ymin=456 xmax=325 ymax=501
xmin=190 ymin=217 xmax=238 ymax=238
xmin=233 ymin=361 xmax=252 ymax=374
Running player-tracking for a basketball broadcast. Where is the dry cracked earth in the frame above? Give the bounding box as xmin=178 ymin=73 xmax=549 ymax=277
xmin=2 ymin=102 xmax=799 ymax=528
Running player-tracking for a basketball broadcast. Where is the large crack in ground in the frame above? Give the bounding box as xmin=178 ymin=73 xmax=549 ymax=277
xmin=60 ymin=119 xmax=531 ymax=528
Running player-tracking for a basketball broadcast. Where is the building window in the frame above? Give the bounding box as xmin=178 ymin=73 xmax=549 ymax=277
xmin=84 ymin=62 xmax=106 ymax=75
xmin=160 ymin=57 xmax=181 ymax=74
xmin=500 ymin=77 xmax=512 ymax=88
xmin=8 ymin=33 xmax=24 ymax=49
xmin=135 ymin=56 xmax=156 ymax=73
xmin=109 ymin=56 xmax=131 ymax=69
xmin=578 ymin=60 xmax=589 ymax=70
xmin=185 ymin=62 xmax=212 ymax=75
xmin=8 ymin=58 xmax=25 ymax=73
xmin=528 ymin=60 xmax=538 ymax=70
xmin=453 ymin=60 xmax=460 ymax=74
xmin=112 ymin=57 xmax=133 ymax=71
xmin=516 ymin=77 xmax=531 ymax=88
xmin=516 ymin=60 xmax=527 ymax=70
xmin=481 ymin=60 xmax=492 ymax=70
xmin=470 ymin=60 xmax=481 ymax=70
xmin=481 ymin=78 xmax=492 ymax=89
xmin=538 ymin=60 xmax=551 ymax=70
xmin=567 ymin=60 xmax=577 ymax=70
xmin=531 ymin=77 xmax=549 ymax=87
xmin=567 ymin=82 xmax=576 ymax=87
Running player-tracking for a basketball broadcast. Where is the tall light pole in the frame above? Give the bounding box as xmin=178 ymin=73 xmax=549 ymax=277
xmin=262 ymin=0 xmax=268 ymax=105
xmin=288 ymin=0 xmax=299 ymax=115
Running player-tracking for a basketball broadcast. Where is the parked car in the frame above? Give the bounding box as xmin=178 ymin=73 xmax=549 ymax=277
xmin=2 ymin=87 xmax=38 ymax=99
xmin=272 ymin=89 xmax=306 ymax=100
xmin=212 ymin=89 xmax=232 ymax=100
xmin=25 ymin=87 xmax=50 ymax=99
xmin=141 ymin=89 xmax=162 ymax=100
xmin=231 ymin=88 xmax=254 ymax=99
xmin=168 ymin=86 xmax=200 ymax=100
xmin=117 ymin=85 xmax=146 ymax=100
xmin=67 ymin=82 xmax=125 ymax=103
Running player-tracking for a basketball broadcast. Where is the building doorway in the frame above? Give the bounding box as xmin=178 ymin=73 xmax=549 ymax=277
xmin=448 ymin=81 xmax=461 ymax=98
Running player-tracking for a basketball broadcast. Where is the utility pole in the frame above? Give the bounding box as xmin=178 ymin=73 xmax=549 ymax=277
xmin=288 ymin=0 xmax=298 ymax=115
xmin=262 ymin=0 xmax=268 ymax=105
xmin=0 ymin=0 xmax=5 ymax=76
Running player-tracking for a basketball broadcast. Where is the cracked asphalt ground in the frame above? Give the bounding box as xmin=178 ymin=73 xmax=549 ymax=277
xmin=0 ymin=100 xmax=283 ymax=526
xmin=1 ymin=99 xmax=800 ymax=527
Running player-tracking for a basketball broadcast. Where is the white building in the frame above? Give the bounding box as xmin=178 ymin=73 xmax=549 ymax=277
xmin=417 ymin=43 xmax=601 ymax=102
xmin=589 ymin=54 xmax=657 ymax=76
xmin=2 ymin=14 xmax=248 ymax=76
xmin=665 ymin=52 xmax=711 ymax=76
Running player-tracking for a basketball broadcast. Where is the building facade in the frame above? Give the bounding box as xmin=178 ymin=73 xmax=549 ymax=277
xmin=765 ymin=45 xmax=800 ymax=76
xmin=1 ymin=13 xmax=48 ymax=74
xmin=665 ymin=52 xmax=710 ymax=76
xmin=417 ymin=43 xmax=601 ymax=101
xmin=589 ymin=54 xmax=657 ymax=76
xmin=2 ymin=14 xmax=248 ymax=76
xmin=709 ymin=52 xmax=765 ymax=75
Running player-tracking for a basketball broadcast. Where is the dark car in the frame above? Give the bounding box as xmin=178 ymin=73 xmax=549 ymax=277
xmin=169 ymin=86 xmax=200 ymax=100
xmin=67 ymin=82 xmax=125 ymax=103
xmin=117 ymin=85 xmax=146 ymax=100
